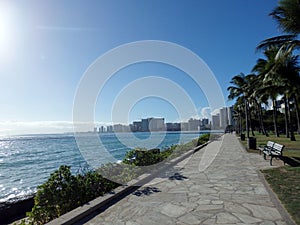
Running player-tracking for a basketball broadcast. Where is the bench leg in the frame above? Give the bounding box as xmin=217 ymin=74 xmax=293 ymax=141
xmin=263 ymin=153 xmax=267 ymax=160
xmin=270 ymin=156 xmax=273 ymax=166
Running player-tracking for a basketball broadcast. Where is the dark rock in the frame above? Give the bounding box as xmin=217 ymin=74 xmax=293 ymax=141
xmin=0 ymin=194 xmax=35 ymax=225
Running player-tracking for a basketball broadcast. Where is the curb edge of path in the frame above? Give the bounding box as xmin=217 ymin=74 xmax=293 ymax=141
xmin=235 ymin=135 xmax=297 ymax=225
xmin=257 ymin=171 xmax=296 ymax=225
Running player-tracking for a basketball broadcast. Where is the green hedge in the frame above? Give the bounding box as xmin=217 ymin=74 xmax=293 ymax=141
xmin=197 ymin=133 xmax=210 ymax=146
xmin=123 ymin=133 xmax=211 ymax=167
xmin=22 ymin=166 xmax=118 ymax=224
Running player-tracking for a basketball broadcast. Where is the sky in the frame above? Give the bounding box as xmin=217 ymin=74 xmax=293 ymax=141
xmin=0 ymin=0 xmax=283 ymax=135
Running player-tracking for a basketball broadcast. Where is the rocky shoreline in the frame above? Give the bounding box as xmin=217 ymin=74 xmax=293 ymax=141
xmin=0 ymin=194 xmax=35 ymax=224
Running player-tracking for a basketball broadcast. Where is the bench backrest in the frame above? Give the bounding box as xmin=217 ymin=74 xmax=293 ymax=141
xmin=267 ymin=141 xmax=275 ymax=148
xmin=272 ymin=143 xmax=284 ymax=155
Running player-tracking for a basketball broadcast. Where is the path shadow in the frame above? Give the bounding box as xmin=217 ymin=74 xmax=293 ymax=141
xmin=168 ymin=172 xmax=188 ymax=181
xmin=132 ymin=186 xmax=161 ymax=196
xmin=283 ymin=156 xmax=300 ymax=167
xmin=75 ymin=164 xmax=190 ymax=224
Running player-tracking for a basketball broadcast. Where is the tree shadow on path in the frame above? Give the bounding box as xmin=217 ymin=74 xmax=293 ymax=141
xmin=168 ymin=172 xmax=188 ymax=181
xmin=132 ymin=187 xmax=161 ymax=196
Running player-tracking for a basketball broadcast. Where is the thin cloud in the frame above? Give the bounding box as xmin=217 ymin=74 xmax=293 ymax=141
xmin=0 ymin=120 xmax=108 ymax=136
xmin=200 ymin=107 xmax=211 ymax=119
xmin=36 ymin=25 xmax=98 ymax=32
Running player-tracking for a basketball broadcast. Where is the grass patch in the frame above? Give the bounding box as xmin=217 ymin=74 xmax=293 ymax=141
xmin=239 ymin=132 xmax=300 ymax=158
xmin=262 ymin=167 xmax=300 ymax=224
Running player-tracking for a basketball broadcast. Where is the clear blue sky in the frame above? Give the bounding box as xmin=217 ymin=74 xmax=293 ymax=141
xmin=0 ymin=0 xmax=282 ymax=135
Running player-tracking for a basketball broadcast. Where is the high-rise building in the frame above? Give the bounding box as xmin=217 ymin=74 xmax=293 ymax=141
xmin=149 ymin=118 xmax=165 ymax=131
xmin=199 ymin=118 xmax=209 ymax=130
xmin=141 ymin=119 xmax=150 ymax=132
xmin=219 ymin=107 xmax=228 ymax=129
xmin=180 ymin=122 xmax=189 ymax=131
xmin=211 ymin=106 xmax=235 ymax=130
xmin=227 ymin=106 xmax=234 ymax=126
xmin=212 ymin=114 xmax=220 ymax=130
xmin=166 ymin=123 xmax=181 ymax=131
xmin=131 ymin=121 xmax=142 ymax=132
xmin=140 ymin=118 xmax=165 ymax=132
xmin=202 ymin=118 xmax=209 ymax=126
xmin=106 ymin=125 xmax=113 ymax=133
xmin=113 ymin=124 xmax=130 ymax=132
xmin=188 ymin=118 xmax=200 ymax=131
xmin=99 ymin=126 xmax=105 ymax=133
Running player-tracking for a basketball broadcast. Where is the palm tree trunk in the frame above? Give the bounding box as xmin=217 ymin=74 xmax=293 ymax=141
xmin=235 ymin=116 xmax=239 ymax=134
xmin=294 ymin=94 xmax=300 ymax=134
xmin=259 ymin=103 xmax=268 ymax=136
xmin=239 ymin=112 xmax=243 ymax=134
xmin=256 ymin=106 xmax=262 ymax=134
xmin=245 ymin=100 xmax=250 ymax=138
xmin=254 ymin=99 xmax=266 ymax=135
xmin=273 ymin=99 xmax=279 ymax=137
xmin=287 ymin=97 xmax=296 ymax=141
xmin=237 ymin=113 xmax=241 ymax=134
xmin=283 ymin=96 xmax=290 ymax=138
xmin=249 ymin=108 xmax=255 ymax=136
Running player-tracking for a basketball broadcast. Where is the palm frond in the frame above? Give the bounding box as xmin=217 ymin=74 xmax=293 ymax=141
xmin=256 ymin=35 xmax=297 ymax=52
xmin=269 ymin=0 xmax=300 ymax=34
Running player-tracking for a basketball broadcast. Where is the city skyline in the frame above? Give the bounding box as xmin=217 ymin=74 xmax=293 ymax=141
xmin=94 ymin=115 xmax=219 ymax=133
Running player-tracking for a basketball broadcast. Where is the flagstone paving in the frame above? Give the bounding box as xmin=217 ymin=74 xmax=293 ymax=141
xmin=78 ymin=134 xmax=294 ymax=225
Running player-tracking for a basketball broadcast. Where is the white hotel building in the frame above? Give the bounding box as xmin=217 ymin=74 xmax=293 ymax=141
xmin=211 ymin=106 xmax=234 ymax=130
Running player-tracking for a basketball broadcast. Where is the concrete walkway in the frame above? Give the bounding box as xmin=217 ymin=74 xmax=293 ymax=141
xmin=78 ymin=134 xmax=294 ymax=225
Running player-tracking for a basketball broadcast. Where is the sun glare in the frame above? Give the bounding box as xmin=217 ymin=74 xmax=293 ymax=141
xmin=0 ymin=5 xmax=15 ymax=62
xmin=0 ymin=21 xmax=5 ymax=42
xmin=0 ymin=18 xmax=9 ymax=46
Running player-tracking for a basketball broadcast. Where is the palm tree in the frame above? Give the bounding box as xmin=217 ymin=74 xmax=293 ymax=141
xmin=252 ymin=48 xmax=282 ymax=137
xmin=256 ymin=49 xmax=300 ymax=140
xmin=228 ymin=73 xmax=255 ymax=138
xmin=244 ymin=74 xmax=259 ymax=136
xmin=249 ymin=87 xmax=269 ymax=136
xmin=269 ymin=0 xmax=300 ymax=137
xmin=254 ymin=0 xmax=300 ymax=139
xmin=270 ymin=0 xmax=300 ymax=35
xmin=276 ymin=53 xmax=300 ymax=140
xmin=233 ymin=97 xmax=245 ymax=135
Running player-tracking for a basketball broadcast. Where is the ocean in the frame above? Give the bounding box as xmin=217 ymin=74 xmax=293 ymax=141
xmin=0 ymin=131 xmax=208 ymax=203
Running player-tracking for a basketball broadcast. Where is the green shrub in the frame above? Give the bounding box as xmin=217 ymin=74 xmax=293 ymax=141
xmin=25 ymin=165 xmax=118 ymax=224
xmin=197 ymin=133 xmax=210 ymax=146
xmin=97 ymin=162 xmax=141 ymax=184
xmin=123 ymin=148 xmax=163 ymax=166
xmin=123 ymin=133 xmax=211 ymax=167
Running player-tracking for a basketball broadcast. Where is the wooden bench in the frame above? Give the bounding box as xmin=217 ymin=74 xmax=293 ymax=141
xmin=258 ymin=141 xmax=285 ymax=166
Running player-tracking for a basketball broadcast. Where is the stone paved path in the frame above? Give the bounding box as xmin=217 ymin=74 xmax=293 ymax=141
xmin=79 ymin=134 xmax=294 ymax=225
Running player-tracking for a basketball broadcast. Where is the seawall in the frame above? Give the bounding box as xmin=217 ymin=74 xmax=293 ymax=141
xmin=0 ymin=194 xmax=34 ymax=224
